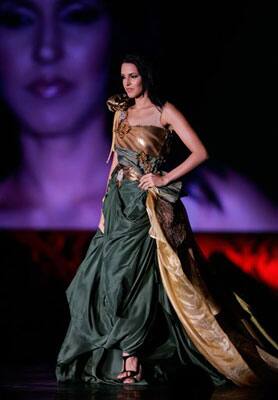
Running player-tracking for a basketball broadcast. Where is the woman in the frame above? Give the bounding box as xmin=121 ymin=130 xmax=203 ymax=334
xmin=56 ymin=54 xmax=278 ymax=386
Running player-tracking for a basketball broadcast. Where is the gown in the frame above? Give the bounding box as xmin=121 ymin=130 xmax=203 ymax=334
xmin=56 ymin=96 xmax=278 ymax=386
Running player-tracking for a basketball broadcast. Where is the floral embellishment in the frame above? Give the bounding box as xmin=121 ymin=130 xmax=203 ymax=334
xmin=137 ymin=151 xmax=151 ymax=173
xmin=117 ymin=111 xmax=131 ymax=138
xmin=137 ymin=151 xmax=164 ymax=174
xmin=115 ymin=168 xmax=124 ymax=187
xmin=106 ymin=93 xmax=130 ymax=112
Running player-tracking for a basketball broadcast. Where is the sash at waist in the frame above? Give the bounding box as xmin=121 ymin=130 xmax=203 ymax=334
xmin=113 ymin=146 xmax=183 ymax=204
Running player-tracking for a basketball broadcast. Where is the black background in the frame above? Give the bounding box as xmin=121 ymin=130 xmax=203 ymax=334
xmin=108 ymin=0 xmax=277 ymax=201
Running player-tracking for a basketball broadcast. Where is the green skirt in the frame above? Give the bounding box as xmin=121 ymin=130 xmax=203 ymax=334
xmin=56 ymin=167 xmax=227 ymax=386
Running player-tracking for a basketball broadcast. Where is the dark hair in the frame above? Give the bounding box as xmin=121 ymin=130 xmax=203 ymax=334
xmin=121 ymin=53 xmax=165 ymax=109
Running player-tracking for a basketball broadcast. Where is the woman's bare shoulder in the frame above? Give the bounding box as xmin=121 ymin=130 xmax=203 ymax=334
xmin=161 ymin=102 xmax=186 ymax=129
xmin=161 ymin=101 xmax=178 ymax=116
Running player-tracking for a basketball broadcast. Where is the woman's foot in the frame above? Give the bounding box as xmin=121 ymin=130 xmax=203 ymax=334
xmin=117 ymin=352 xmax=142 ymax=384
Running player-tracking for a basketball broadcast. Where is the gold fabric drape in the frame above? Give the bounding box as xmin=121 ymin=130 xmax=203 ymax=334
xmin=146 ymin=189 xmax=260 ymax=386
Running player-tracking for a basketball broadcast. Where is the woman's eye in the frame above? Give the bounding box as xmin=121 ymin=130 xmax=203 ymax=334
xmin=0 ymin=10 xmax=35 ymax=29
xmin=60 ymin=6 xmax=102 ymax=25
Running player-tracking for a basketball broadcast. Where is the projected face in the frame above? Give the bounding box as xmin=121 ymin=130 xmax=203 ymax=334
xmin=0 ymin=0 xmax=110 ymax=136
xmin=0 ymin=0 xmax=111 ymax=229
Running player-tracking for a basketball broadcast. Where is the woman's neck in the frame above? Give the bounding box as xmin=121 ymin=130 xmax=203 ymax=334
xmin=133 ymin=93 xmax=153 ymax=110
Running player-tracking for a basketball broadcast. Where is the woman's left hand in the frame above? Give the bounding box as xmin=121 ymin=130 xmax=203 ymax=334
xmin=138 ymin=173 xmax=169 ymax=190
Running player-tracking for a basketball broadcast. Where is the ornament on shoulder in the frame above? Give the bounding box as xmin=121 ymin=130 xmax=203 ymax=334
xmin=106 ymin=93 xmax=131 ymax=112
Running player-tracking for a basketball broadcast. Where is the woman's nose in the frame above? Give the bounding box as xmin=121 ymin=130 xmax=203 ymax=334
xmin=33 ymin=19 xmax=63 ymax=64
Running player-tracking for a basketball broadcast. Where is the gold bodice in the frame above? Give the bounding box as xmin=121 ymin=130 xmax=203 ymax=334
xmin=115 ymin=111 xmax=172 ymax=159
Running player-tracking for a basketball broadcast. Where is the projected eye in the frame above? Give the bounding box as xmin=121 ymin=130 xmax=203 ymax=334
xmin=60 ymin=5 xmax=103 ymax=25
xmin=0 ymin=9 xmax=35 ymax=29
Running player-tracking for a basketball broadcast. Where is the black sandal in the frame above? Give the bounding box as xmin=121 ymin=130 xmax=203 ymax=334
xmin=117 ymin=354 xmax=142 ymax=383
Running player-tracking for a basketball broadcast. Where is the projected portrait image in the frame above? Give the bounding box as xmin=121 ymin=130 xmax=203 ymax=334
xmin=0 ymin=0 xmax=111 ymax=228
xmin=0 ymin=0 xmax=277 ymax=232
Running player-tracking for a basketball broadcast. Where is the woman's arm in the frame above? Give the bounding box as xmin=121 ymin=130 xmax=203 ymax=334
xmin=138 ymin=102 xmax=209 ymax=190
xmin=98 ymin=151 xmax=118 ymax=232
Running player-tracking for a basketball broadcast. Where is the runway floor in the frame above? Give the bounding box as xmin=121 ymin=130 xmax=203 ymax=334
xmin=0 ymin=363 xmax=277 ymax=400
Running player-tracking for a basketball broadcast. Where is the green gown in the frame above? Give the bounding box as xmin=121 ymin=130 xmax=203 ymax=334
xmin=56 ymin=100 xmax=278 ymax=386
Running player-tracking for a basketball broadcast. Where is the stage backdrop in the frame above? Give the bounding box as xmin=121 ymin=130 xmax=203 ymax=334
xmin=0 ymin=0 xmax=276 ymax=364
xmin=0 ymin=0 xmax=276 ymax=231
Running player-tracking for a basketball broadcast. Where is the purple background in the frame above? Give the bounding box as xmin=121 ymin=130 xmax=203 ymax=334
xmin=0 ymin=0 xmax=276 ymax=231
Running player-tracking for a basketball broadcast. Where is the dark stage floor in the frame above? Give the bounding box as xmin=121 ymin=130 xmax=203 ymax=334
xmin=0 ymin=363 xmax=277 ymax=400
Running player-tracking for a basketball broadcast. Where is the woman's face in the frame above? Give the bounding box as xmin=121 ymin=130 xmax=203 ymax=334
xmin=0 ymin=0 xmax=111 ymax=136
xmin=121 ymin=62 xmax=143 ymax=99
